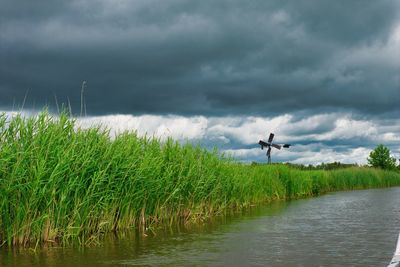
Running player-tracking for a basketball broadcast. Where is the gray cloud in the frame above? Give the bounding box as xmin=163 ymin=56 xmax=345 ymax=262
xmin=1 ymin=0 xmax=399 ymax=116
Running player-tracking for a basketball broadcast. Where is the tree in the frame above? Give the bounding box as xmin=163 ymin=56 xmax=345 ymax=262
xmin=367 ymin=144 xmax=397 ymax=170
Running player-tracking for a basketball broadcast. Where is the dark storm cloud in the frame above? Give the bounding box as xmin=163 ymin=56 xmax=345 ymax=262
xmin=1 ymin=0 xmax=399 ymax=116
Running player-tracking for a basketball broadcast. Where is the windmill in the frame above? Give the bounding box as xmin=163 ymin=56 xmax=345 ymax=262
xmin=258 ymin=133 xmax=291 ymax=163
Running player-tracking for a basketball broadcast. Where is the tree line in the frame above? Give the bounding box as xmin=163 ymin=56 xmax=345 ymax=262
xmin=252 ymin=144 xmax=400 ymax=171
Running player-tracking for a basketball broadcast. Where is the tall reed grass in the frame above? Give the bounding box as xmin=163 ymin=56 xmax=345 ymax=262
xmin=1 ymin=112 xmax=399 ymax=247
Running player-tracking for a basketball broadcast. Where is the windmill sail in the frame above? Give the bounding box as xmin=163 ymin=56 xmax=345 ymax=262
xmin=259 ymin=140 xmax=269 ymax=148
xmin=267 ymin=133 xmax=274 ymax=143
xmin=272 ymin=143 xmax=281 ymax=150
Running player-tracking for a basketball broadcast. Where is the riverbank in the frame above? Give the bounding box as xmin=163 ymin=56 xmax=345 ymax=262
xmin=1 ymin=112 xmax=400 ymax=247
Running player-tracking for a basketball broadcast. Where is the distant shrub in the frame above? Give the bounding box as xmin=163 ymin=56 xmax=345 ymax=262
xmin=367 ymin=144 xmax=397 ymax=170
xmin=285 ymin=161 xmax=358 ymax=170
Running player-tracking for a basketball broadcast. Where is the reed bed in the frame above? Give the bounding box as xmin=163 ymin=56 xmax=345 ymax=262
xmin=1 ymin=112 xmax=399 ymax=247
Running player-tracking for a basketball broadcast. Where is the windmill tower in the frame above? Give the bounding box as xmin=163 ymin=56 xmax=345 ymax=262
xmin=259 ymin=133 xmax=290 ymax=163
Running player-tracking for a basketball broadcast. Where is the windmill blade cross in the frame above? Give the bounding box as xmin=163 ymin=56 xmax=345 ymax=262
xmin=258 ymin=132 xmax=291 ymax=164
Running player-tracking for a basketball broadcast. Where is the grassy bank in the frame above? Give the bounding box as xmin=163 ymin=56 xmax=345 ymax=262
xmin=1 ymin=112 xmax=400 ymax=247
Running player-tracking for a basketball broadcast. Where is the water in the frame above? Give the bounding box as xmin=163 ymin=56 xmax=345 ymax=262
xmin=2 ymin=187 xmax=400 ymax=266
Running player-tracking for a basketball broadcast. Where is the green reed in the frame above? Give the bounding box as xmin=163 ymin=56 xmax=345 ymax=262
xmin=0 ymin=112 xmax=399 ymax=247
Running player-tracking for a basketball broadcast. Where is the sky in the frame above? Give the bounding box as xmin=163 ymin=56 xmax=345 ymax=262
xmin=1 ymin=0 xmax=400 ymax=164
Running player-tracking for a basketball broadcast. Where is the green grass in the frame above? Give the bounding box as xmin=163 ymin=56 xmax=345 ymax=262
xmin=1 ymin=112 xmax=400 ymax=247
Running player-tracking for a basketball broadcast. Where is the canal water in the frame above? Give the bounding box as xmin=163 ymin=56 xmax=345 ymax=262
xmin=1 ymin=187 xmax=400 ymax=266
